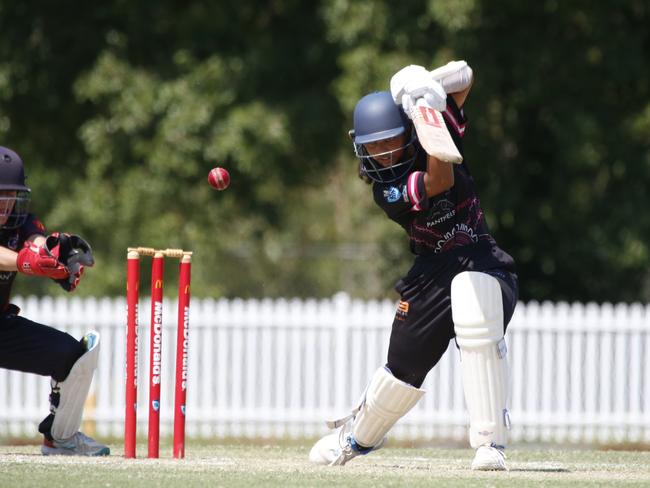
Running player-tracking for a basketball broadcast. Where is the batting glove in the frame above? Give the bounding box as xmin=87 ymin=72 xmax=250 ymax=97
xmin=390 ymin=64 xmax=429 ymax=104
xmin=403 ymin=72 xmax=447 ymax=112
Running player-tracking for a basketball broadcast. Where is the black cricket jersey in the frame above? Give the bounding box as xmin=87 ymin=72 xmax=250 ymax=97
xmin=372 ymin=96 xmax=515 ymax=276
xmin=0 ymin=214 xmax=46 ymax=310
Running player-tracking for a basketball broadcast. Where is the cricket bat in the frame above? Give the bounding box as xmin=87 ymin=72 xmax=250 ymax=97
xmin=409 ymin=98 xmax=463 ymax=164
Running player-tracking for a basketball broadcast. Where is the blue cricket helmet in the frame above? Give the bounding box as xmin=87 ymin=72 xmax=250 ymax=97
xmin=350 ymin=91 xmax=418 ymax=183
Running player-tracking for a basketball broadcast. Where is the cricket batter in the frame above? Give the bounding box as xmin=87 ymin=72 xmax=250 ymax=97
xmin=0 ymin=146 xmax=109 ymax=456
xmin=309 ymin=61 xmax=518 ymax=470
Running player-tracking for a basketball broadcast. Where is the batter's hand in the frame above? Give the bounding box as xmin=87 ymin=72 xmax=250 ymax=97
xmin=390 ymin=64 xmax=429 ymax=104
xmin=403 ymin=74 xmax=447 ymax=112
xmin=16 ymin=242 xmax=70 ymax=280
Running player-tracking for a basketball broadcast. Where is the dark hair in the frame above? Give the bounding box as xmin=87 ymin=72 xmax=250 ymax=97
xmin=358 ymin=161 xmax=372 ymax=184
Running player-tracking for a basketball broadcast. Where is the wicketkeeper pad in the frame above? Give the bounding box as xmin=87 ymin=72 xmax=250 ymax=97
xmin=452 ymin=271 xmax=510 ymax=448
xmin=351 ymin=366 xmax=425 ymax=448
xmin=50 ymin=331 xmax=100 ymax=441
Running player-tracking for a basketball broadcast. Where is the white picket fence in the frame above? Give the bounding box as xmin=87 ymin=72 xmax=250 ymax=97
xmin=1 ymin=294 xmax=649 ymax=445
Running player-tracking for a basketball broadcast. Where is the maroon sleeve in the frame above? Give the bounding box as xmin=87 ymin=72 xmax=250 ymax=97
xmin=442 ymin=95 xmax=468 ymax=138
xmin=440 ymin=95 xmax=468 ymax=159
xmin=405 ymin=171 xmax=429 ymax=211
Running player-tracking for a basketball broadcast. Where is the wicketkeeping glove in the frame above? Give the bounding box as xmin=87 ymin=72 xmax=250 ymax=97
xmin=16 ymin=242 xmax=70 ymax=280
xmin=44 ymin=232 xmax=95 ymax=292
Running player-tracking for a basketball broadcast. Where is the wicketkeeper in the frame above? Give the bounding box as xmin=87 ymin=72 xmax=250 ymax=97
xmin=0 ymin=146 xmax=109 ymax=456
xmin=309 ymin=61 xmax=518 ymax=470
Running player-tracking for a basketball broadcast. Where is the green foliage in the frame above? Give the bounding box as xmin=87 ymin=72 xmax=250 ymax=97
xmin=1 ymin=0 xmax=649 ymax=301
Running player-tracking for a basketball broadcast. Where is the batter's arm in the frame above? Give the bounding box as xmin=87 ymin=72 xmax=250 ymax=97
xmin=423 ymin=155 xmax=454 ymax=198
xmin=451 ymin=83 xmax=472 ymax=108
xmin=430 ymin=60 xmax=474 ymax=108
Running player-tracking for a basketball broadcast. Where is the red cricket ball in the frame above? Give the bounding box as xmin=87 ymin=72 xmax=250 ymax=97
xmin=208 ymin=167 xmax=230 ymax=191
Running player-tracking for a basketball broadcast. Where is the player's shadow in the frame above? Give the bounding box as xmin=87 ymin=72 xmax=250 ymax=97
xmin=510 ymin=465 xmax=570 ymax=473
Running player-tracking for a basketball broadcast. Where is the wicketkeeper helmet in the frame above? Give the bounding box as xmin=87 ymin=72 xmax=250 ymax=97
xmin=0 ymin=146 xmax=31 ymax=229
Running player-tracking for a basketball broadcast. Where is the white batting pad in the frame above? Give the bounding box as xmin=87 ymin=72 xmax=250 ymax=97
xmin=50 ymin=331 xmax=100 ymax=441
xmin=451 ymin=272 xmax=510 ymax=448
xmin=352 ymin=367 xmax=425 ymax=448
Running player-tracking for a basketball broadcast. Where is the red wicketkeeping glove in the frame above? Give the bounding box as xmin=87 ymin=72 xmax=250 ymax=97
xmin=16 ymin=241 xmax=70 ymax=280
xmin=60 ymin=263 xmax=84 ymax=292
xmin=44 ymin=232 xmax=94 ymax=292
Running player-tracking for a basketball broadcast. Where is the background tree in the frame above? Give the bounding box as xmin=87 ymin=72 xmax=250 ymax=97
xmin=1 ymin=0 xmax=648 ymax=302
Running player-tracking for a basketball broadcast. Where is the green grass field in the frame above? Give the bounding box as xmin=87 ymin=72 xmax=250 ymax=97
xmin=1 ymin=441 xmax=649 ymax=487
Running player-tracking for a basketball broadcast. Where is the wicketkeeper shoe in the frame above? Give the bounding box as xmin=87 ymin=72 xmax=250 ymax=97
xmin=42 ymin=431 xmax=110 ymax=456
xmin=309 ymin=424 xmax=385 ymax=466
xmin=471 ymin=443 xmax=507 ymax=471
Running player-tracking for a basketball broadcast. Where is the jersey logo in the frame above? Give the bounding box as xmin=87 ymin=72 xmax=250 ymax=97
xmin=7 ymin=235 xmax=19 ymax=250
xmin=0 ymin=271 xmax=14 ymax=281
xmin=383 ymin=186 xmax=402 ymax=203
xmin=435 ymin=223 xmax=478 ymax=252
xmin=33 ymin=219 xmax=46 ymax=232
xmin=426 ymin=198 xmax=456 ymax=228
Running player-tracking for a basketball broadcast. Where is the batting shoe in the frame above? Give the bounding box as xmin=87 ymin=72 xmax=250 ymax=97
xmin=309 ymin=423 xmax=385 ymax=466
xmin=42 ymin=431 xmax=110 ymax=456
xmin=471 ymin=443 xmax=507 ymax=471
